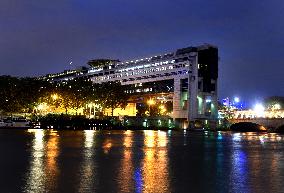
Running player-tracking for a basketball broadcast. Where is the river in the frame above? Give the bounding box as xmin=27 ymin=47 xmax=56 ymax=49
xmin=0 ymin=129 xmax=284 ymax=193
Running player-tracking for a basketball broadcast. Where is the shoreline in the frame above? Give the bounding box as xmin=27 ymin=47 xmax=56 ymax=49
xmin=0 ymin=126 xmax=280 ymax=133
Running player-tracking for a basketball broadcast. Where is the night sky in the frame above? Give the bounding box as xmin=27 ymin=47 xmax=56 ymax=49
xmin=0 ymin=0 xmax=283 ymax=105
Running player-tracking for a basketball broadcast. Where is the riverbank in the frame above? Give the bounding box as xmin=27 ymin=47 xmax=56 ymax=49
xmin=2 ymin=114 xmax=283 ymax=132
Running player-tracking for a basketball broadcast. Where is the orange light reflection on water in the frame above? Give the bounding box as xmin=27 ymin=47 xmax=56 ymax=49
xmin=25 ymin=130 xmax=60 ymax=192
xmin=118 ymin=130 xmax=134 ymax=192
xmin=142 ymin=130 xmax=169 ymax=193
xmin=45 ymin=130 xmax=59 ymax=191
xmin=103 ymin=139 xmax=112 ymax=154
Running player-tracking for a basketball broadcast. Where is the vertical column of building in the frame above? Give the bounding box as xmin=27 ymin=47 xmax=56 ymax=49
xmin=173 ymin=78 xmax=181 ymax=120
xmin=188 ymin=54 xmax=198 ymax=123
xmin=196 ymin=46 xmax=219 ymax=123
xmin=211 ymin=79 xmax=218 ymax=119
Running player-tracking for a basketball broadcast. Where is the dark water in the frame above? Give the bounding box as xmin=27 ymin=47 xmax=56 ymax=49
xmin=1 ymin=130 xmax=284 ymax=193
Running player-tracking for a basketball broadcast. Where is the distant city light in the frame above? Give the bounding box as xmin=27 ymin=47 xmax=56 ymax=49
xmin=234 ymin=97 xmax=240 ymax=103
xmin=222 ymin=97 xmax=230 ymax=107
xmin=254 ymin=103 xmax=265 ymax=117
xmin=272 ymin=103 xmax=281 ymax=110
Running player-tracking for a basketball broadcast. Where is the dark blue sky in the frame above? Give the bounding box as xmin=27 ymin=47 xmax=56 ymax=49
xmin=0 ymin=0 xmax=283 ymax=104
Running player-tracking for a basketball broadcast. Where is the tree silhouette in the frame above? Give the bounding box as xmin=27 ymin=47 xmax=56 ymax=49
xmin=98 ymin=81 xmax=129 ymax=116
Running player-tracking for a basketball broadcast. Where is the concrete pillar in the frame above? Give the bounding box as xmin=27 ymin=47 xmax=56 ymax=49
xmin=188 ymin=55 xmax=198 ymax=122
xmin=173 ymin=78 xmax=181 ymax=119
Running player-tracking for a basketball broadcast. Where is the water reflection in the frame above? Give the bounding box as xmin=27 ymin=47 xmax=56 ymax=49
xmin=123 ymin=130 xmax=133 ymax=148
xmin=134 ymin=168 xmax=143 ymax=193
xmin=118 ymin=130 xmax=134 ymax=192
xmin=243 ymin=132 xmax=284 ymax=193
xmin=217 ymin=131 xmax=223 ymax=140
xmin=231 ymin=146 xmax=250 ymax=193
xmin=142 ymin=130 xmax=169 ymax=193
xmin=24 ymin=130 xmax=60 ymax=193
xmin=116 ymin=130 xmax=170 ymax=192
xmin=215 ymin=133 xmax=226 ymax=192
xmin=102 ymin=138 xmax=113 ymax=154
xmin=183 ymin=129 xmax=187 ymax=146
xmin=25 ymin=129 xmax=45 ymax=192
xmin=45 ymin=130 xmax=59 ymax=191
xmin=144 ymin=130 xmax=155 ymax=147
xmin=231 ymin=132 xmax=284 ymax=143
xmin=84 ymin=130 xmax=95 ymax=149
xmin=229 ymin=132 xmax=284 ymax=193
xmin=232 ymin=133 xmax=242 ymax=141
xmin=6 ymin=130 xmax=284 ymax=193
xmin=78 ymin=130 xmax=96 ymax=193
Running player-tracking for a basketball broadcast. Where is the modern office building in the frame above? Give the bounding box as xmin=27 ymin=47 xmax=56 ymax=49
xmin=42 ymin=44 xmax=218 ymax=128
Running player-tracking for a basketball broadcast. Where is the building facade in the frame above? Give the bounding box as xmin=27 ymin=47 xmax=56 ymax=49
xmin=43 ymin=44 xmax=219 ymax=128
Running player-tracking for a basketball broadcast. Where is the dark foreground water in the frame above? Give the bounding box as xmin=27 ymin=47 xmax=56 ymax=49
xmin=1 ymin=130 xmax=284 ymax=193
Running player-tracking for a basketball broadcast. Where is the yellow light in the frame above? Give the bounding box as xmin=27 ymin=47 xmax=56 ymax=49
xmin=52 ymin=94 xmax=58 ymax=100
xmin=272 ymin=103 xmax=281 ymax=110
xmin=147 ymin=98 xmax=155 ymax=106
xmin=37 ymin=103 xmax=48 ymax=111
xmin=38 ymin=104 xmax=45 ymax=110
xmin=159 ymin=105 xmax=166 ymax=114
xmin=259 ymin=126 xmax=267 ymax=131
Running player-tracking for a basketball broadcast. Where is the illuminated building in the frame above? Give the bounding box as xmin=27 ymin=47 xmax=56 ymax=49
xmin=222 ymin=97 xmax=245 ymax=110
xmin=234 ymin=109 xmax=284 ymax=119
xmin=42 ymin=44 xmax=218 ymax=128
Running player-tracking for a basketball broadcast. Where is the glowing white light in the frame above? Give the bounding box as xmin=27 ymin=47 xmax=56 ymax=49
xmin=205 ymin=99 xmax=211 ymax=103
xmin=254 ymin=103 xmax=265 ymax=117
xmin=233 ymin=133 xmax=241 ymax=141
xmin=84 ymin=130 xmax=95 ymax=148
xmin=272 ymin=103 xmax=281 ymax=110
xmin=234 ymin=97 xmax=240 ymax=103
xmin=274 ymin=104 xmax=281 ymax=109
